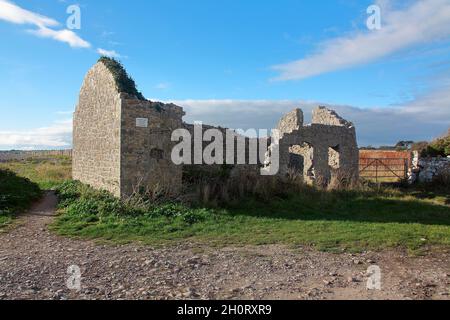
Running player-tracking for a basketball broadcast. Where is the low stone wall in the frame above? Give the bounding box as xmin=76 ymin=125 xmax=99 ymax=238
xmin=181 ymin=123 xmax=268 ymax=178
xmin=409 ymin=151 xmax=450 ymax=183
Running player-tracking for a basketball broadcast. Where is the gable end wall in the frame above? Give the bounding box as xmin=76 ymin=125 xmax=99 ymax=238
xmin=72 ymin=62 xmax=122 ymax=197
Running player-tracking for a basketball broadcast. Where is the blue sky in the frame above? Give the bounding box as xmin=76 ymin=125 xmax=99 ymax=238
xmin=0 ymin=0 xmax=449 ymax=149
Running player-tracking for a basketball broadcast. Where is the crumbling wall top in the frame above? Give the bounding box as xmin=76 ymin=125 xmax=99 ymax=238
xmin=275 ymin=108 xmax=304 ymax=140
xmin=98 ymin=57 xmax=146 ymax=100
xmin=312 ymin=106 xmax=354 ymax=128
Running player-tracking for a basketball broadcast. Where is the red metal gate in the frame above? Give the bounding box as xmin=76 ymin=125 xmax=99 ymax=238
xmin=359 ymin=157 xmax=409 ymax=182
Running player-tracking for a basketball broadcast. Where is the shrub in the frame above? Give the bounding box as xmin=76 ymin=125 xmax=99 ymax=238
xmin=412 ymin=141 xmax=429 ymax=154
xmin=420 ymin=133 xmax=450 ymax=157
xmin=0 ymin=169 xmax=41 ymax=218
xmin=147 ymin=203 xmax=189 ymax=218
xmin=182 ymin=208 xmax=209 ymax=224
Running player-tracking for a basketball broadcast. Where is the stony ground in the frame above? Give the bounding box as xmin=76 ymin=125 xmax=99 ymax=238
xmin=0 ymin=193 xmax=449 ymax=300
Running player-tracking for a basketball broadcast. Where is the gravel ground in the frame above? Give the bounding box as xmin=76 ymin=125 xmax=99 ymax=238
xmin=0 ymin=192 xmax=449 ymax=300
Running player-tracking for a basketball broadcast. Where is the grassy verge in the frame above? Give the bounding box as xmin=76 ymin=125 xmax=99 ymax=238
xmin=0 ymin=169 xmax=42 ymax=229
xmin=51 ymin=180 xmax=450 ymax=253
xmin=0 ymin=156 xmax=71 ymax=190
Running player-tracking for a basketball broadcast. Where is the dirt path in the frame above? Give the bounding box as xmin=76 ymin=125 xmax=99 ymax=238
xmin=0 ymin=193 xmax=449 ymax=300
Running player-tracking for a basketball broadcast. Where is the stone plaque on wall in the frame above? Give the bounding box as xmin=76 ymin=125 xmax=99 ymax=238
xmin=136 ymin=118 xmax=148 ymax=128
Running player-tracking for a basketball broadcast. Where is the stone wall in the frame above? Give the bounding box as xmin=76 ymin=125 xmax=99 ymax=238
xmin=73 ymin=62 xmax=122 ymax=197
xmin=312 ymin=107 xmax=354 ymax=127
xmin=120 ymin=95 xmax=184 ymax=196
xmin=273 ymin=109 xmax=303 ymax=141
xmin=409 ymin=151 xmax=450 ymax=183
xmin=74 ymin=60 xmax=359 ymax=198
xmin=181 ymin=123 xmax=268 ymax=177
xmin=265 ymin=107 xmax=359 ymax=186
xmin=73 ymin=61 xmax=185 ymax=198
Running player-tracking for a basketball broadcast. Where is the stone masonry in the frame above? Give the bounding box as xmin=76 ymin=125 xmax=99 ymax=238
xmin=73 ymin=61 xmax=184 ymax=198
xmin=73 ymin=60 xmax=359 ymax=197
xmin=409 ymin=151 xmax=450 ymax=183
xmin=264 ymin=107 xmax=359 ymax=185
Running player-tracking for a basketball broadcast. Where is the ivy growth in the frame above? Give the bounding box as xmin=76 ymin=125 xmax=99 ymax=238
xmin=98 ymin=56 xmax=146 ymax=100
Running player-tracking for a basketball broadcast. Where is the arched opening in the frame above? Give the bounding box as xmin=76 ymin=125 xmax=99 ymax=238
xmin=328 ymin=145 xmax=340 ymax=170
xmin=289 ymin=142 xmax=314 ymax=184
xmin=327 ymin=145 xmax=342 ymax=187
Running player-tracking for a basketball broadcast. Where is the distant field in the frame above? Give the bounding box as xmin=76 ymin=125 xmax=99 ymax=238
xmin=0 ymin=150 xmax=72 ymax=162
xmin=0 ymin=156 xmax=72 ymax=190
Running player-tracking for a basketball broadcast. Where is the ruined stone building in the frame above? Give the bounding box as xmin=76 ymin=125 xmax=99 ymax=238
xmin=73 ymin=60 xmax=185 ymax=198
xmin=263 ymin=108 xmax=359 ymax=185
xmin=73 ymin=59 xmax=359 ymax=198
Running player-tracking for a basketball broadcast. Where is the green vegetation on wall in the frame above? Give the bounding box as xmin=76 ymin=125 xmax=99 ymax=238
xmin=98 ymin=56 xmax=146 ymax=101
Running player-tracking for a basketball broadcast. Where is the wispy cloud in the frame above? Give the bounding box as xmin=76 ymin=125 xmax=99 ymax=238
xmin=0 ymin=0 xmax=58 ymax=27
xmin=0 ymin=0 xmax=90 ymax=48
xmin=272 ymin=0 xmax=450 ymax=81
xmin=97 ymin=48 xmax=121 ymax=58
xmin=29 ymin=26 xmax=90 ymax=48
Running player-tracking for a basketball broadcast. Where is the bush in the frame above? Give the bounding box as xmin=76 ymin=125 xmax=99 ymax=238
xmin=56 ymin=180 xmax=84 ymax=207
xmin=0 ymin=169 xmax=41 ymax=219
xmin=147 ymin=203 xmax=189 ymax=218
xmin=420 ymin=133 xmax=450 ymax=157
xmin=56 ymin=181 xmax=146 ymax=217
xmin=412 ymin=141 xmax=429 ymax=153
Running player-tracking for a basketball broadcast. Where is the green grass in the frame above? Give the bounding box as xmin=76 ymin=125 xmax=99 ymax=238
xmin=51 ymin=180 xmax=450 ymax=253
xmin=0 ymin=156 xmax=71 ymax=190
xmin=0 ymin=169 xmax=42 ymax=229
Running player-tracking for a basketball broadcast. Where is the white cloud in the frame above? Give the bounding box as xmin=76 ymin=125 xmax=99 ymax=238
xmin=0 ymin=0 xmax=90 ymax=48
xmin=272 ymin=0 xmax=450 ymax=80
xmin=97 ymin=48 xmax=121 ymax=58
xmin=0 ymin=119 xmax=72 ymax=150
xmin=0 ymin=0 xmax=58 ymax=27
xmin=1 ymin=90 xmax=448 ymax=150
xmin=171 ymin=89 xmax=450 ymax=147
xmin=29 ymin=26 xmax=90 ymax=48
